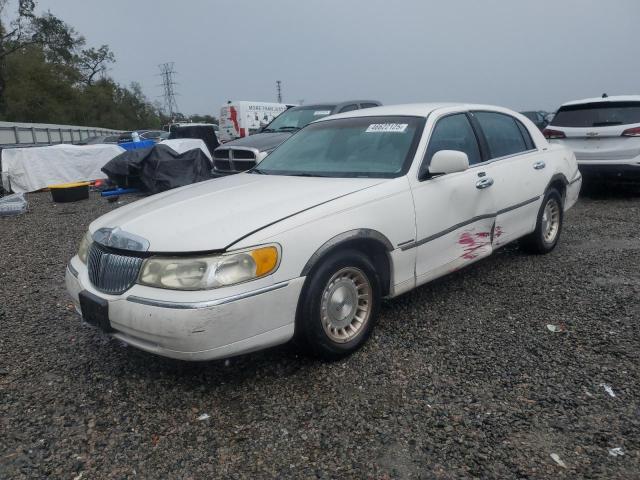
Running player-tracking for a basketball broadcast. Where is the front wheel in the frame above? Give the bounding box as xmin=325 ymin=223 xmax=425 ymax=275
xmin=521 ymin=188 xmax=563 ymax=254
xmin=295 ymin=249 xmax=381 ymax=360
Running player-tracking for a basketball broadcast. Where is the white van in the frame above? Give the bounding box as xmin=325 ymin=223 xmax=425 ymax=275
xmin=219 ymin=101 xmax=292 ymax=142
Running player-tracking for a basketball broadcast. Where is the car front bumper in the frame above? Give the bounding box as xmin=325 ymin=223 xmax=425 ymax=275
xmin=66 ymin=258 xmax=305 ymax=361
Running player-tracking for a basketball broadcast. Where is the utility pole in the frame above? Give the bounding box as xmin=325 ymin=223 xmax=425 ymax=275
xmin=159 ymin=62 xmax=180 ymax=121
xmin=276 ymin=80 xmax=282 ymax=103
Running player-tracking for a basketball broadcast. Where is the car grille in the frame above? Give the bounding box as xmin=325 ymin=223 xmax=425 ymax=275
xmin=213 ymin=148 xmax=257 ymax=173
xmin=87 ymin=243 xmax=144 ymax=295
xmin=233 ymin=159 xmax=257 ymax=171
xmin=214 ymin=160 xmax=232 ymax=171
xmin=231 ymin=149 xmax=255 ymax=160
xmin=213 ymin=149 xmax=229 ymax=159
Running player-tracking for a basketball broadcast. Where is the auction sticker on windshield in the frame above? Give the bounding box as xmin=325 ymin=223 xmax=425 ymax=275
xmin=365 ymin=123 xmax=408 ymax=133
xmin=313 ymin=110 xmax=331 ymax=116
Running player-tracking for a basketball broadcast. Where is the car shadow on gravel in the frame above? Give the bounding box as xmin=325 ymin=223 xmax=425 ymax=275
xmin=93 ymin=241 xmax=528 ymax=388
xmin=580 ymin=178 xmax=640 ymax=199
xmin=94 ymin=335 xmax=323 ymax=389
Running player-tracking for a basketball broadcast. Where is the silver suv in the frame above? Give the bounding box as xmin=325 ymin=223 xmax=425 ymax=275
xmin=544 ymin=95 xmax=640 ymax=179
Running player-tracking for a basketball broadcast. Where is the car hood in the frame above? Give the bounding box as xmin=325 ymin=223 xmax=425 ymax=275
xmin=219 ymin=132 xmax=293 ymax=152
xmin=91 ymin=173 xmax=385 ymax=252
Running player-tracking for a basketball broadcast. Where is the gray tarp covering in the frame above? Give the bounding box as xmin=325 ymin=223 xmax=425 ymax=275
xmin=1 ymin=144 xmax=124 ymax=193
xmin=101 ymin=144 xmax=213 ymax=194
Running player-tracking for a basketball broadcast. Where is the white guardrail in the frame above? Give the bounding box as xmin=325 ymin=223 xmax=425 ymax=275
xmin=0 ymin=121 xmax=121 ymax=147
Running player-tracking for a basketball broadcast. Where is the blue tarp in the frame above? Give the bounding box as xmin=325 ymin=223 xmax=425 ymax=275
xmin=119 ymin=140 xmax=155 ymax=151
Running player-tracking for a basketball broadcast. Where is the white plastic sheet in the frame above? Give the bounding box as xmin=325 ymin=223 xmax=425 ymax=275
xmin=1 ymin=144 xmax=125 ymax=193
xmin=0 ymin=193 xmax=28 ymax=216
xmin=159 ymin=138 xmax=212 ymax=161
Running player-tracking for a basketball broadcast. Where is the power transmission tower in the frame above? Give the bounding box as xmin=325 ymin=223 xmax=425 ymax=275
xmin=159 ymin=62 xmax=180 ymax=120
xmin=276 ymin=80 xmax=282 ymax=103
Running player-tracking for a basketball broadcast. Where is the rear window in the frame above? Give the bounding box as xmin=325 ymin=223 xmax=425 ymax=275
xmin=474 ymin=111 xmax=528 ymax=159
xmin=551 ymin=101 xmax=640 ymax=127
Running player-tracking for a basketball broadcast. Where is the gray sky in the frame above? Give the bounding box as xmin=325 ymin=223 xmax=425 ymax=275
xmin=36 ymin=0 xmax=640 ymax=115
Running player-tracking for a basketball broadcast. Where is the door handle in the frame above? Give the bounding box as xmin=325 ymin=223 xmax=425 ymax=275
xmin=476 ymin=177 xmax=494 ymax=189
xmin=533 ymin=160 xmax=546 ymax=170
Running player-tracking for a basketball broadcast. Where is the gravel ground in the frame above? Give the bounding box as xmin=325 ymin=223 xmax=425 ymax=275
xmin=1 ymin=184 xmax=639 ymax=479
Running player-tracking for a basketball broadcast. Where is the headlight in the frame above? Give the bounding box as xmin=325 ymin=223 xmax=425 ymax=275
xmin=78 ymin=231 xmax=92 ymax=264
xmin=137 ymin=245 xmax=280 ymax=290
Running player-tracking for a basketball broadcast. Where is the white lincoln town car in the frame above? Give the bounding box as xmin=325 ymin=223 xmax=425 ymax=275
xmin=66 ymin=103 xmax=582 ymax=361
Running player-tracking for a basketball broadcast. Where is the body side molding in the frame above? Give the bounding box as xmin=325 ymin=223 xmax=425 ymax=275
xmin=127 ymin=281 xmax=290 ymax=310
xmin=399 ymin=196 xmax=540 ymax=251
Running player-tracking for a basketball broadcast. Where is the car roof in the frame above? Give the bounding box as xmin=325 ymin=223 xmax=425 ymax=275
xmin=314 ymin=102 xmax=518 ymax=121
xmin=172 ymin=123 xmax=217 ymax=127
xmin=560 ymin=95 xmax=640 ymax=107
xmin=291 ymin=100 xmax=381 ymax=110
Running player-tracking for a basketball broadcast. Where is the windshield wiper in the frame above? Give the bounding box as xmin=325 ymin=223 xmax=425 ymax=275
xmin=286 ymin=172 xmax=329 ymax=177
xmin=250 ymin=168 xmax=266 ymax=174
xmin=276 ymin=126 xmax=300 ymax=132
xmin=261 ymin=128 xmax=275 ymax=133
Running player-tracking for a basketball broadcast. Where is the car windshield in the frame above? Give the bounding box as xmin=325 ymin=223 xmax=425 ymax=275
xmin=253 ymin=116 xmax=425 ymax=178
xmin=551 ymin=101 xmax=640 ymax=127
xmin=263 ymin=105 xmax=336 ymax=132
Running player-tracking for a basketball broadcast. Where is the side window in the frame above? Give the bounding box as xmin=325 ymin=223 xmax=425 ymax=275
xmin=515 ymin=119 xmax=535 ymax=150
xmin=473 ymin=111 xmax=527 ymax=159
xmin=360 ymin=103 xmax=379 ymax=109
xmin=424 ymin=113 xmax=482 ymax=166
xmin=338 ymin=104 xmax=359 ymax=113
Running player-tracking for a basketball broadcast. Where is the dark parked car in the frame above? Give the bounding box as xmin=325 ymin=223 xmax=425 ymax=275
xmin=519 ymin=111 xmax=550 ymax=130
xmin=168 ymin=123 xmax=220 ymax=156
xmin=212 ymin=100 xmax=382 ymax=175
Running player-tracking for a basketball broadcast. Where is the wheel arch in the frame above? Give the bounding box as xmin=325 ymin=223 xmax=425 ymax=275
xmin=547 ymin=173 xmax=568 ymax=203
xmin=300 ymin=229 xmax=394 ymax=296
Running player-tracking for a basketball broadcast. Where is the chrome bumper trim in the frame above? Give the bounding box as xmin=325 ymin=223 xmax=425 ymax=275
xmin=126 ymin=281 xmax=290 ymax=310
xmin=67 ymin=262 xmax=79 ymax=278
xmin=569 ymin=173 xmax=582 ymax=185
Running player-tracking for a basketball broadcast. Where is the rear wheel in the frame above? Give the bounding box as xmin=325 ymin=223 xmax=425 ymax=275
xmin=295 ymin=249 xmax=380 ymax=360
xmin=521 ymin=188 xmax=563 ymax=254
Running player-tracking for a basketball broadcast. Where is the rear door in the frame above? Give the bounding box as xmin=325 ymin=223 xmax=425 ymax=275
xmin=470 ymin=111 xmax=547 ymax=245
xmin=410 ymin=112 xmax=497 ymax=284
xmin=547 ymin=101 xmax=640 ymax=163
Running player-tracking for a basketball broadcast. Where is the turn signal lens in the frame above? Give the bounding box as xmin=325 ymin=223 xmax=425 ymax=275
xmin=542 ymin=128 xmax=566 ymax=139
xmin=250 ymin=246 xmax=279 ymax=276
xmin=77 ymin=231 xmax=92 ymax=264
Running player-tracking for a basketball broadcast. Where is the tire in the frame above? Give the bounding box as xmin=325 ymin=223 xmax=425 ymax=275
xmin=295 ymin=249 xmax=381 ymax=360
xmin=521 ymin=188 xmax=563 ymax=254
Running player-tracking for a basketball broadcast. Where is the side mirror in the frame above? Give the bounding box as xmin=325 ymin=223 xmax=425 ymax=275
xmin=428 ymin=150 xmax=469 ymax=176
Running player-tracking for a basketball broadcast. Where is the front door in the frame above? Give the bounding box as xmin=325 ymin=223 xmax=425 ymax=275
xmin=409 ymin=113 xmax=498 ymax=285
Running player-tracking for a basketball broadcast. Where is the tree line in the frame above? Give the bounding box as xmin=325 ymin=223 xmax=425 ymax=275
xmin=0 ymin=1 xmax=214 ymax=131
